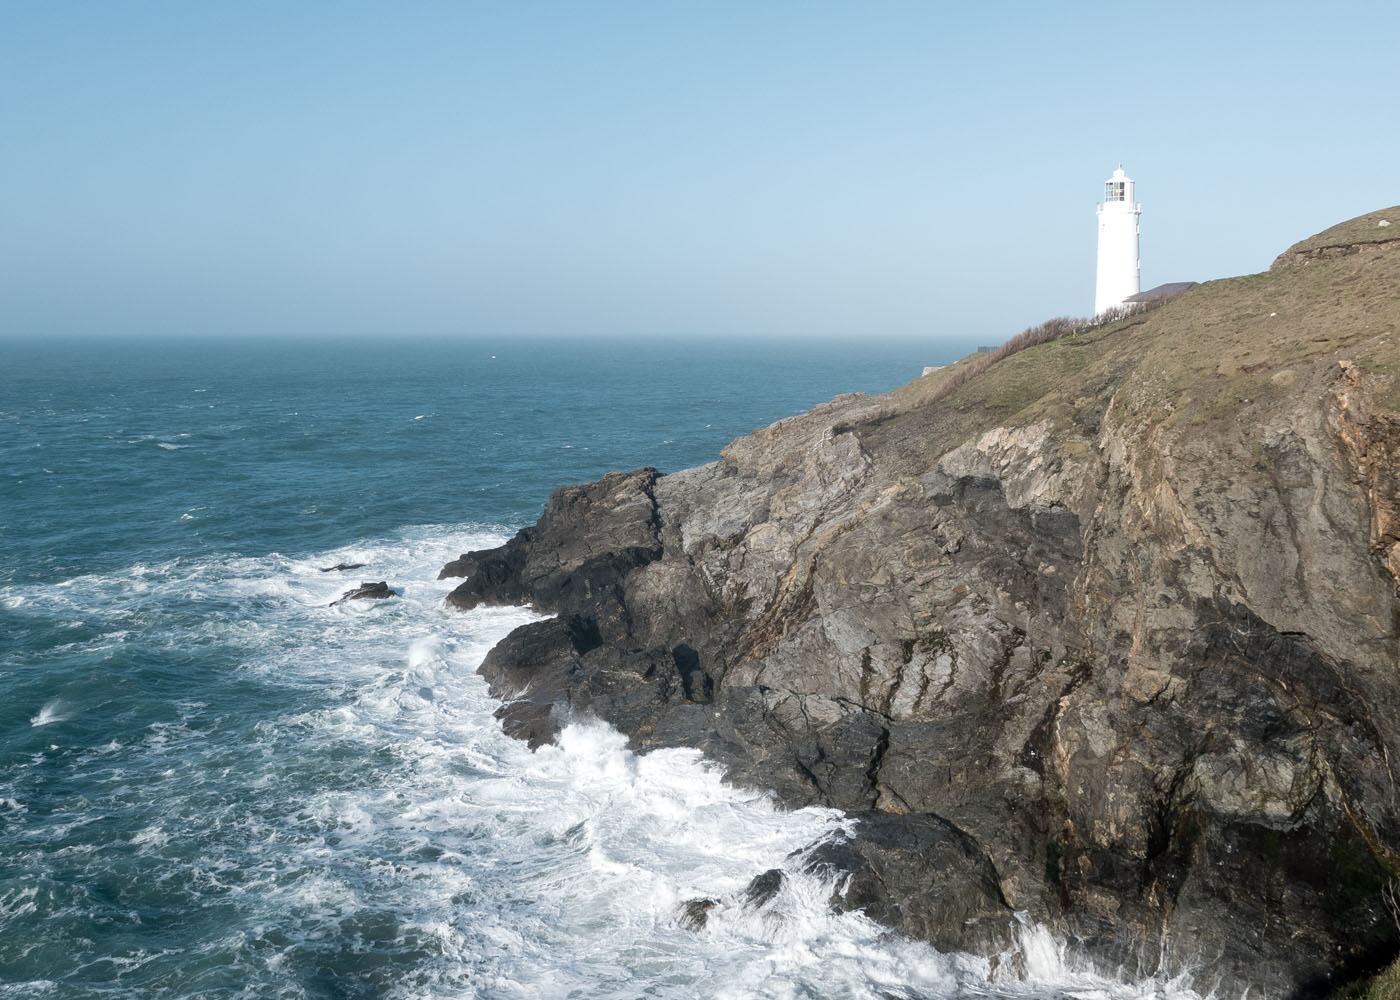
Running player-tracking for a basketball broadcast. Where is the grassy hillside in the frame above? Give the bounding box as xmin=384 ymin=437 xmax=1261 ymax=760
xmin=868 ymin=206 xmax=1400 ymax=460
xmin=1281 ymin=205 xmax=1400 ymax=258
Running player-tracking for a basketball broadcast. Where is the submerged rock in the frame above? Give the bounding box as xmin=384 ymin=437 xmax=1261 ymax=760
xmin=443 ymin=209 xmax=1400 ymax=997
xmin=319 ymin=562 xmax=365 ymax=572
xmin=330 ymin=581 xmax=394 ymax=606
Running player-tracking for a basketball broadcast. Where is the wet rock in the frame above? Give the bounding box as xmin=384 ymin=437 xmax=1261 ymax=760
xmin=441 ymin=468 xmax=662 ymax=637
xmin=678 ymin=898 xmax=718 ymax=931
xmin=803 ymin=814 xmax=1015 ymax=956
xmin=742 ymin=869 xmax=785 ymax=909
xmin=330 ymin=581 xmax=394 ymax=606
xmin=319 ymin=562 xmax=365 ymax=572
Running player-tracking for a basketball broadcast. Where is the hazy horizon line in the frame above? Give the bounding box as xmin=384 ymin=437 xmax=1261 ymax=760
xmin=2 ymin=329 xmax=990 ymax=346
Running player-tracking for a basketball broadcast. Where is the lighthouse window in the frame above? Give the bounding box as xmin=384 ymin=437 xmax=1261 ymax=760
xmin=1104 ymin=181 xmax=1126 ymax=202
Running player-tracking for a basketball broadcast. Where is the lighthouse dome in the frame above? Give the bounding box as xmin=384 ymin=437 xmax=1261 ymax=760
xmin=1104 ymin=167 xmax=1136 ymax=205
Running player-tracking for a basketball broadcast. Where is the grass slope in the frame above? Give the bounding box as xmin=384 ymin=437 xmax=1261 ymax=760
xmin=1282 ymin=205 xmax=1400 ymax=257
xmin=870 ymin=206 xmax=1400 ymax=459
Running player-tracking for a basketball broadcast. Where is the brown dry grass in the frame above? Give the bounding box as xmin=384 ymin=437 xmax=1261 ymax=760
xmin=1280 ymin=205 xmax=1400 ymax=260
xmin=860 ymin=207 xmax=1400 ymax=462
xmin=873 ymin=205 xmax=1400 ymax=450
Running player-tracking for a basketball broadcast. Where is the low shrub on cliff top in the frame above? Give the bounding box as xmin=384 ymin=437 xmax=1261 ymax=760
xmin=923 ymin=301 xmax=1158 ymax=408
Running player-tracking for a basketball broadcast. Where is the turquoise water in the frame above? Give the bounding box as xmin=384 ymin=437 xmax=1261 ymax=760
xmin=1 ymin=337 xmax=1194 ymax=999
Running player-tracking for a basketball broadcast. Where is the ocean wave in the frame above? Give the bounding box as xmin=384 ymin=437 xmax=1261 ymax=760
xmin=29 ymin=699 xmax=73 ymax=727
xmin=0 ymin=526 xmax=1204 ymax=999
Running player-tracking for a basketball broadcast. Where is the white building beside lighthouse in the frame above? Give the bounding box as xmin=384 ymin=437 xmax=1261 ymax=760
xmin=1094 ymin=166 xmax=1141 ymax=316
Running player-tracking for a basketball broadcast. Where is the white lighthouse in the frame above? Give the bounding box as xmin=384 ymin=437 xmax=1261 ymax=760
xmin=1094 ymin=166 xmax=1141 ymax=316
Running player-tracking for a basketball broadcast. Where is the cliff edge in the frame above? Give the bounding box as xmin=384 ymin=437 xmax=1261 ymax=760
xmin=443 ymin=208 xmax=1400 ymax=997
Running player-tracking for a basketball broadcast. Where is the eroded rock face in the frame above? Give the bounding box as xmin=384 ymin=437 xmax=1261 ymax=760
xmin=1271 ymin=236 xmax=1400 ymax=269
xmin=442 ymin=360 xmax=1400 ymax=994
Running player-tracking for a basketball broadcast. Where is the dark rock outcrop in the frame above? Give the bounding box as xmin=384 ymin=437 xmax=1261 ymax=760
xmin=320 ymin=562 xmax=366 ymax=572
xmin=441 ymin=214 xmax=1400 ymax=997
xmin=805 ymin=813 xmax=1014 ymax=955
xmin=678 ymin=897 xmax=718 ymax=931
xmin=330 ymin=581 xmax=394 ymax=605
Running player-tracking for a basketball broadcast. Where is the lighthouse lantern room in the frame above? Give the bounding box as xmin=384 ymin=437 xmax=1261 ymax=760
xmin=1094 ymin=166 xmax=1142 ymax=316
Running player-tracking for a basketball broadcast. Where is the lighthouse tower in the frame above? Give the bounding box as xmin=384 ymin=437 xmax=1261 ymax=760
xmin=1094 ymin=166 xmax=1141 ymax=316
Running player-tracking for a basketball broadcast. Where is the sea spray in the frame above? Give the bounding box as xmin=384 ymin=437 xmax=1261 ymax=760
xmin=0 ymin=526 xmax=1207 ymax=998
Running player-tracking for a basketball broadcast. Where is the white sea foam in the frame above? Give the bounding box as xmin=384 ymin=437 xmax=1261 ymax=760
xmin=131 ymin=825 xmax=169 ymax=847
xmin=253 ymin=535 xmax=1203 ymax=998
xmin=29 ymin=699 xmax=72 ymax=727
xmin=0 ymin=984 xmax=58 ymax=999
xmin=0 ymin=526 xmax=1208 ymax=999
xmin=0 ymin=887 xmax=40 ymax=921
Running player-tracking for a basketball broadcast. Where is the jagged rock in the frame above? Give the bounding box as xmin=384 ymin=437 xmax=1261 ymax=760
xmin=803 ymin=813 xmax=1015 ymax=955
xmin=679 ymin=898 xmax=718 ymax=930
xmin=742 ymin=869 xmax=785 ymax=909
xmin=443 ymin=209 xmax=1400 ymax=997
xmin=330 ymin=581 xmax=394 ymax=606
xmin=319 ymin=562 xmax=365 ymax=572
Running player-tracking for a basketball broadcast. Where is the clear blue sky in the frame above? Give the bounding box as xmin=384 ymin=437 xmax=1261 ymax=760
xmin=2 ymin=1 xmax=1396 ymax=342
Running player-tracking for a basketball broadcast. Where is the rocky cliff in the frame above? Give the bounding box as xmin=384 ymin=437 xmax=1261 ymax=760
xmin=442 ymin=208 xmax=1400 ymax=998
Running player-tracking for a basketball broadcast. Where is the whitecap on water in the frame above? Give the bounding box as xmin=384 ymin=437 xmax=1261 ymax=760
xmin=0 ymin=886 xmax=41 ymax=921
xmin=130 ymin=825 xmax=170 ymax=847
xmin=29 ymin=699 xmax=73 ymax=727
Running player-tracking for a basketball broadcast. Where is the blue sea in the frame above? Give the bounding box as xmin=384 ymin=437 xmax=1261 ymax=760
xmin=1 ymin=336 xmax=1198 ymax=999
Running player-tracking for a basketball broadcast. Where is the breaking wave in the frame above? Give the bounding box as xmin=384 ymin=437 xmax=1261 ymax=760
xmin=0 ymin=528 xmax=1205 ymax=999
